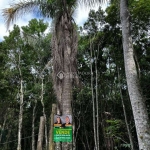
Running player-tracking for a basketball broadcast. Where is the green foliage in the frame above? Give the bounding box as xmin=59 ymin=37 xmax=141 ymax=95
xmin=40 ymin=0 xmax=77 ymax=19
xmin=105 ymin=119 xmax=129 ymax=147
xmin=130 ymin=0 xmax=150 ymax=24
xmin=84 ymin=7 xmax=105 ymax=34
xmin=22 ymin=19 xmax=48 ymax=37
xmin=120 ymin=143 xmax=131 ymax=148
xmin=105 ymin=119 xmax=124 ymax=135
xmin=105 ymin=1 xmax=120 ymax=27
xmin=0 ymin=18 xmax=54 ymax=150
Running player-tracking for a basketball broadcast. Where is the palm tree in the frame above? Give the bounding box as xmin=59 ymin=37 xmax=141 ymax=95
xmin=2 ymin=1 xmax=78 ymax=149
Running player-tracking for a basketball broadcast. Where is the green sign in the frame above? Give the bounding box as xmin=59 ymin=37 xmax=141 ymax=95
xmin=53 ymin=127 xmax=72 ymax=142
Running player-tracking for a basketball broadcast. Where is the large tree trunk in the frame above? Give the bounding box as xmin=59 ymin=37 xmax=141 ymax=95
xmin=120 ymin=0 xmax=150 ymax=149
xmin=52 ymin=12 xmax=78 ymax=114
xmin=52 ymin=6 xmax=78 ymax=149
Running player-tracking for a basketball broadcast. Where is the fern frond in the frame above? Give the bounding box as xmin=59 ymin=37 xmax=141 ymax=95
xmin=79 ymin=0 xmax=109 ymax=8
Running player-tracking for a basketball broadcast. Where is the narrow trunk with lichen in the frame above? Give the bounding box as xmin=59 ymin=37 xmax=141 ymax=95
xmin=17 ymin=52 xmax=24 ymax=150
xmin=120 ymin=0 xmax=150 ymax=149
xmin=52 ymin=10 xmax=78 ymax=149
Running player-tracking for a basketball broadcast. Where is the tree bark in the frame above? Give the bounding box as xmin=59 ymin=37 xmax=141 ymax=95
xmin=0 ymin=110 xmax=7 ymax=143
xmin=120 ymin=0 xmax=150 ymax=149
xmin=17 ymin=52 xmax=24 ymax=150
xmin=37 ymin=116 xmax=45 ymax=150
xmin=17 ymin=80 xmax=23 ymax=150
xmin=32 ymin=100 xmax=37 ymax=150
xmin=95 ymin=48 xmax=100 ymax=150
xmin=90 ymin=39 xmax=97 ymax=150
xmin=52 ymin=7 xmax=78 ymax=149
xmin=41 ymin=78 xmax=48 ymax=150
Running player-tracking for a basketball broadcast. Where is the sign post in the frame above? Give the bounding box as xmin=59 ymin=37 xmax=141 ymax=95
xmin=53 ymin=127 xmax=72 ymax=142
xmin=53 ymin=115 xmax=73 ymax=143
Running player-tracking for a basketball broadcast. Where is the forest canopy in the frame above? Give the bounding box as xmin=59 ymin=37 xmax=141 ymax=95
xmin=0 ymin=0 xmax=150 ymax=149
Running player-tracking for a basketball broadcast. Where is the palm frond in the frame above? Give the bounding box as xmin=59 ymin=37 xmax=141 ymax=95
xmin=79 ymin=0 xmax=109 ymax=7
xmin=2 ymin=0 xmax=42 ymax=30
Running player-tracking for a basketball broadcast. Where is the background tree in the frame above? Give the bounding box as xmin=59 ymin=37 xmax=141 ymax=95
xmin=120 ymin=0 xmax=150 ymax=149
xmin=0 ymin=19 xmax=53 ymax=150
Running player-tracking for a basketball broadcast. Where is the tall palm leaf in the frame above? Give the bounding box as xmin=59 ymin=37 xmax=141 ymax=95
xmin=2 ymin=0 xmax=106 ymax=29
xmin=2 ymin=0 xmax=76 ymax=27
xmin=2 ymin=0 xmax=40 ymax=29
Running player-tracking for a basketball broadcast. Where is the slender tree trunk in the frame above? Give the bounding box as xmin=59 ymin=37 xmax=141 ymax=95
xmin=32 ymin=100 xmax=37 ymax=150
xmin=41 ymin=78 xmax=48 ymax=150
xmin=120 ymin=88 xmax=134 ymax=150
xmin=49 ymin=104 xmax=56 ymax=150
xmin=95 ymin=50 xmax=99 ymax=150
xmin=0 ymin=110 xmax=7 ymax=143
xmin=17 ymin=52 xmax=24 ymax=150
xmin=90 ymin=40 xmax=97 ymax=150
xmin=37 ymin=116 xmax=45 ymax=150
xmin=17 ymin=79 xmax=23 ymax=150
xmin=117 ymin=68 xmax=134 ymax=150
xmin=4 ymin=127 xmax=11 ymax=150
xmin=120 ymin=0 xmax=150 ymax=149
